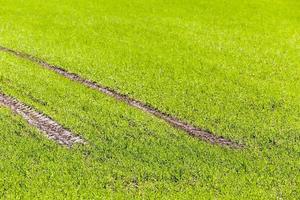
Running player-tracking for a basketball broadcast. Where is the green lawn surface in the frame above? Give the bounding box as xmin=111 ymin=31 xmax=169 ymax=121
xmin=0 ymin=0 xmax=299 ymax=199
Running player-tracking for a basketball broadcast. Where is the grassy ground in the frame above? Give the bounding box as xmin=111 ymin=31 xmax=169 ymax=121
xmin=0 ymin=0 xmax=299 ymax=199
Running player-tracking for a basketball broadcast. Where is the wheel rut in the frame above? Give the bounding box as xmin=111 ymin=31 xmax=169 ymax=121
xmin=0 ymin=45 xmax=244 ymax=149
xmin=0 ymin=92 xmax=85 ymax=147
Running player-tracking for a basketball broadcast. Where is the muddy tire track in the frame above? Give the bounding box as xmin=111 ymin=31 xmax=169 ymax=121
xmin=0 ymin=92 xmax=85 ymax=147
xmin=0 ymin=45 xmax=244 ymax=149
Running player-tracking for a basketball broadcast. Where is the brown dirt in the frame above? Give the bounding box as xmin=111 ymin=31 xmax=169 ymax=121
xmin=0 ymin=45 xmax=244 ymax=149
xmin=0 ymin=92 xmax=85 ymax=147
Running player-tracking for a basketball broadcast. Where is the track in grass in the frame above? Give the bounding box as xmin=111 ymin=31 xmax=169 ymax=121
xmin=0 ymin=92 xmax=85 ymax=147
xmin=0 ymin=45 xmax=243 ymax=149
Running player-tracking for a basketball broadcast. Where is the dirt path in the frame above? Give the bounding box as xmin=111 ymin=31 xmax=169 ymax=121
xmin=0 ymin=92 xmax=85 ymax=147
xmin=0 ymin=45 xmax=244 ymax=149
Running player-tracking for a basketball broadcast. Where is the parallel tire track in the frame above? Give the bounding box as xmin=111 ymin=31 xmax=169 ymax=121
xmin=0 ymin=45 xmax=244 ymax=149
xmin=0 ymin=92 xmax=85 ymax=147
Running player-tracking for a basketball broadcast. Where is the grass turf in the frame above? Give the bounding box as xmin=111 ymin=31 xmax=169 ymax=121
xmin=0 ymin=0 xmax=299 ymax=198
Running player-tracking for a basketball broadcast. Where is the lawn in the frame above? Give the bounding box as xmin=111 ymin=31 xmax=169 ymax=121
xmin=0 ymin=0 xmax=299 ymax=199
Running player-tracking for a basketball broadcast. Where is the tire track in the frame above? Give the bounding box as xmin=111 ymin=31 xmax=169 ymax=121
xmin=0 ymin=45 xmax=244 ymax=149
xmin=0 ymin=92 xmax=85 ymax=147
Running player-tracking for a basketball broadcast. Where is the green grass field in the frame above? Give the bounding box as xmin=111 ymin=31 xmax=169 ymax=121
xmin=0 ymin=0 xmax=299 ymax=199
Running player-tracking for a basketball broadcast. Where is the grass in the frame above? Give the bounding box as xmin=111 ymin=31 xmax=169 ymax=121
xmin=0 ymin=0 xmax=299 ymax=199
